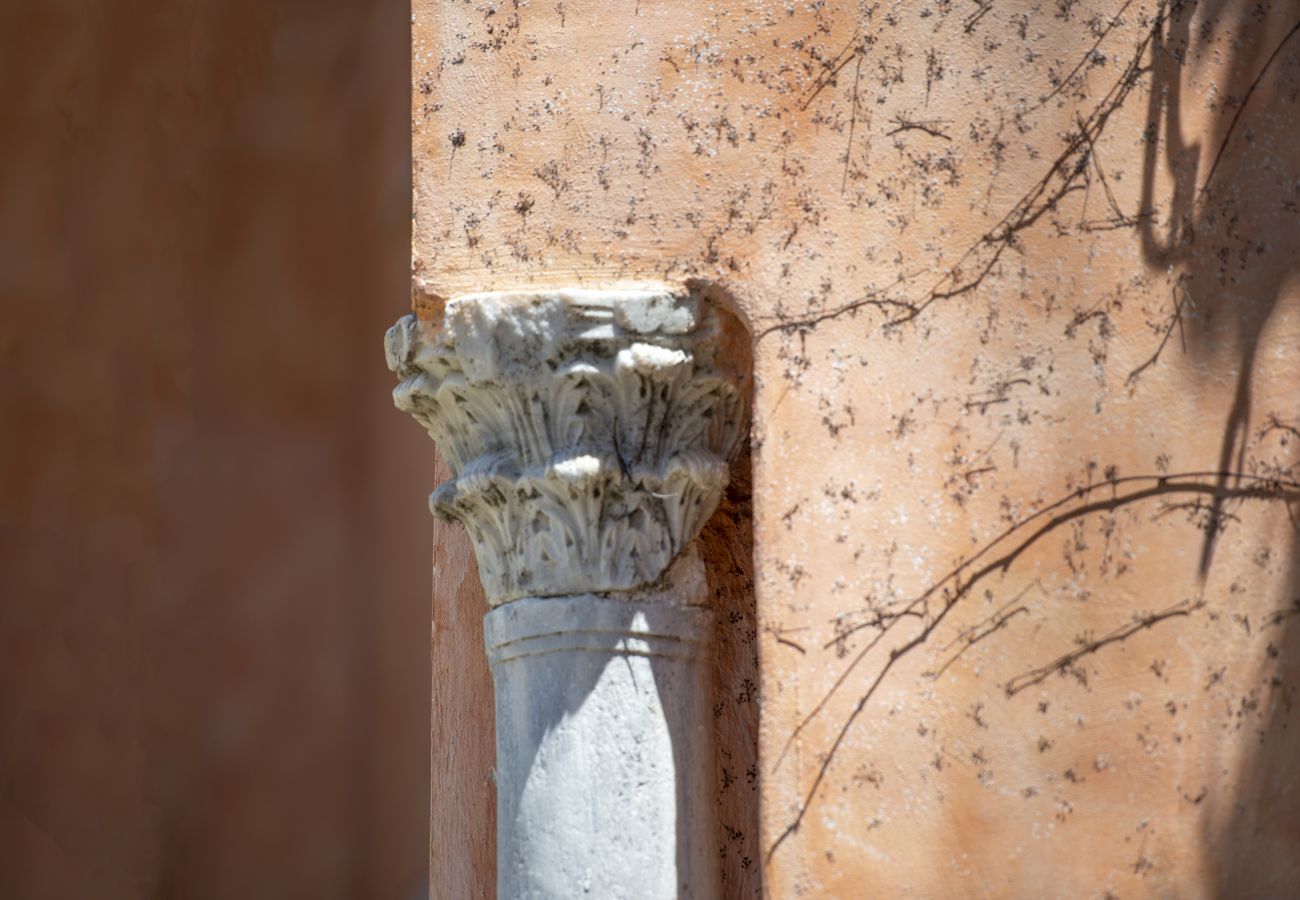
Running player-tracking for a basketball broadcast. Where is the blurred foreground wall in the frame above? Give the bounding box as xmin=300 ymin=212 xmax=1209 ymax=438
xmin=0 ymin=3 xmax=429 ymax=897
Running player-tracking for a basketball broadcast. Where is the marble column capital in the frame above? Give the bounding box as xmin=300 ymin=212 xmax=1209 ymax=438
xmin=386 ymin=287 xmax=747 ymax=606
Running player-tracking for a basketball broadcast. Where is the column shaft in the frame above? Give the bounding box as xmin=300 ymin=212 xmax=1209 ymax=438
xmin=486 ymin=594 xmax=718 ymax=898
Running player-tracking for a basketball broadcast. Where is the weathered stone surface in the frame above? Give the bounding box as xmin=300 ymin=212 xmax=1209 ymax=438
xmin=389 ymin=289 xmax=747 ymax=604
xmin=486 ymin=590 xmax=718 ymax=899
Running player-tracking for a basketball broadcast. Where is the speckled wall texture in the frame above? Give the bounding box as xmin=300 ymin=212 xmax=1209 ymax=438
xmin=415 ymin=1 xmax=1300 ymax=896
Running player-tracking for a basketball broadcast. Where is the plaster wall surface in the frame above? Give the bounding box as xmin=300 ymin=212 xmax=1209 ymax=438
xmin=1 ymin=3 xmax=428 ymax=897
xmin=416 ymin=1 xmax=1300 ymax=896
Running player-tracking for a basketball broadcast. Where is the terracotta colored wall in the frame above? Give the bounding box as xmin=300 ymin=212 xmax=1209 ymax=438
xmin=415 ymin=0 xmax=1300 ymax=896
xmin=0 ymin=3 xmax=430 ymax=897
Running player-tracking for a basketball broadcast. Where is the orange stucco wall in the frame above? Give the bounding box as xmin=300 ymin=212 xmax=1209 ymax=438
xmin=415 ymin=1 xmax=1300 ymax=896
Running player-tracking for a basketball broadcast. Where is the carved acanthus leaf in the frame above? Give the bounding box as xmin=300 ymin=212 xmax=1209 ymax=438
xmin=387 ymin=288 xmax=746 ymax=605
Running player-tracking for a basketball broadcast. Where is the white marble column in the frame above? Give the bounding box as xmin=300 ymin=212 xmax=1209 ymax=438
xmin=387 ymin=288 xmax=746 ymax=898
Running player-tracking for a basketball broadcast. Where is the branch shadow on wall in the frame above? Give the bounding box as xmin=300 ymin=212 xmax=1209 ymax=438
xmin=764 ymin=3 xmax=1300 ymax=881
xmin=1141 ymin=2 xmax=1300 ymax=893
